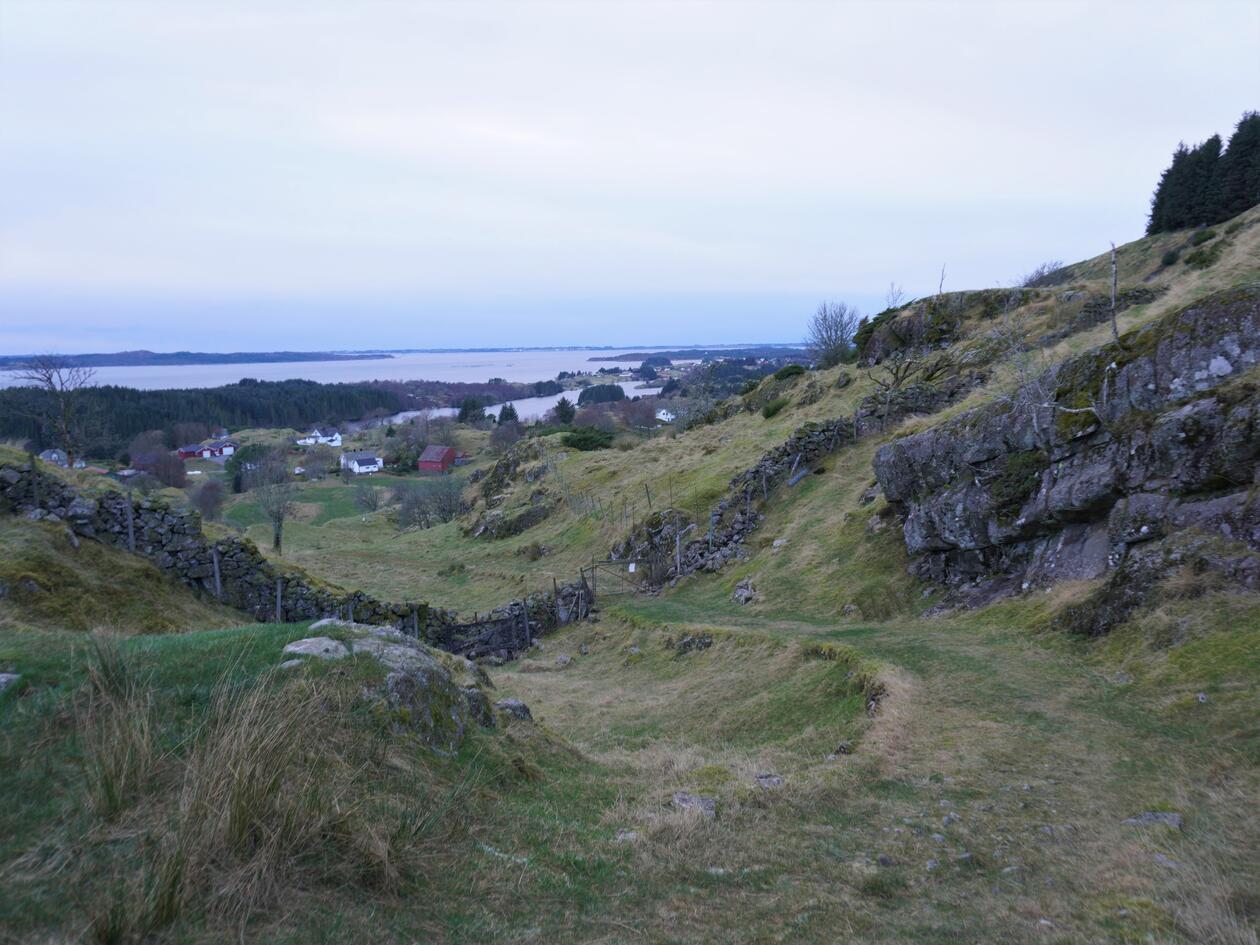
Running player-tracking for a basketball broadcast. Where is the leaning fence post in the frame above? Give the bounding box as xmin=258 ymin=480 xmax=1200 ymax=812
xmin=211 ymin=546 xmax=222 ymax=600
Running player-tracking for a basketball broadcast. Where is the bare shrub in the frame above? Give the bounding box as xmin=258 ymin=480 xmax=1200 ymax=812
xmin=354 ymin=482 xmax=381 ymax=512
xmin=189 ymin=479 xmax=225 ymax=521
xmin=1020 ymin=259 xmax=1068 ymax=288
xmin=395 ymin=477 xmax=464 ymax=530
xmin=574 ymin=405 xmax=617 ymax=432
xmin=489 ymin=420 xmax=523 ymax=454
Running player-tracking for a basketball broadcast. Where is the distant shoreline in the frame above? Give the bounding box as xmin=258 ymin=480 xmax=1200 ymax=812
xmin=0 ymin=350 xmax=393 ymax=368
xmin=0 ymin=343 xmax=802 ymax=369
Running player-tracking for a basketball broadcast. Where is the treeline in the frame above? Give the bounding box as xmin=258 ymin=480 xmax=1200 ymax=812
xmin=0 ymin=378 xmax=405 ymax=458
xmin=1147 ymin=111 xmax=1260 ymax=234
xmin=367 ymin=378 xmax=562 ymax=409
xmin=594 ymin=345 xmax=809 ymax=362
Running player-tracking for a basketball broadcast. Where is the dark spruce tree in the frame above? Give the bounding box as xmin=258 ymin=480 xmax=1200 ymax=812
xmin=1219 ymin=111 xmax=1260 ymax=220
xmin=497 ymin=402 xmax=519 ymax=424
xmin=457 ymin=397 xmax=487 ymax=424
xmin=552 ymin=396 xmax=576 ymax=425
xmin=1147 ymin=111 xmax=1260 ymax=234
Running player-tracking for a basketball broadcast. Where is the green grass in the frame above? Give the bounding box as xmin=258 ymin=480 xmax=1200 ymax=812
xmin=0 ymin=518 xmax=242 ymax=634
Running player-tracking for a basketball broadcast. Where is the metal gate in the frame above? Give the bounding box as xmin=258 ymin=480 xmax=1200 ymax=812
xmin=587 ymin=557 xmax=662 ymax=595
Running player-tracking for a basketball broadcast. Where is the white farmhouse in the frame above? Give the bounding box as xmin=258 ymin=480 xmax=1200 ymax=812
xmin=296 ymin=428 xmax=343 ymax=447
xmin=339 ymin=450 xmax=382 ymax=475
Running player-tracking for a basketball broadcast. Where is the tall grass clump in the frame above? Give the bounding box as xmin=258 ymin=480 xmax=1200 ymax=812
xmin=80 ymin=664 xmax=475 ymax=940
xmin=77 ymin=634 xmax=157 ymax=819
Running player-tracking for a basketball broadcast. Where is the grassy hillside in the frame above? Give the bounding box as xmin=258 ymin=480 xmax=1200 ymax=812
xmin=3 ymin=210 xmax=1259 ymax=942
xmin=0 ymin=517 xmax=242 ymax=634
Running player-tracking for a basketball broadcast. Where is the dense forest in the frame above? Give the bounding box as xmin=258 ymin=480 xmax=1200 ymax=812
xmin=1147 ymin=110 xmax=1260 ymax=234
xmin=0 ymin=379 xmax=405 ymax=458
xmin=0 ymin=375 xmax=574 ymax=460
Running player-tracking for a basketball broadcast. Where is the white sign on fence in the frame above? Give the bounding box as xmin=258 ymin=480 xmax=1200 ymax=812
xmin=628 ymin=562 xmax=636 ymax=573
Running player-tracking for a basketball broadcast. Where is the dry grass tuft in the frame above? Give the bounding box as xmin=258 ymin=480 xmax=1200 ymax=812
xmin=76 ymin=634 xmax=158 ymax=820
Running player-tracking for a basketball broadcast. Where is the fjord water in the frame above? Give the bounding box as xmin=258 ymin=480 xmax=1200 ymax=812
xmin=5 ymin=348 xmax=670 ymax=391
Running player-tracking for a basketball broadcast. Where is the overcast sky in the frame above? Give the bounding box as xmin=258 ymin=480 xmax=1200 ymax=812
xmin=1 ymin=1 xmax=1256 ymax=353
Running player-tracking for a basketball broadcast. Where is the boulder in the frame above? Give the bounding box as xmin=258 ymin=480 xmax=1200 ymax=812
xmin=281 ymin=637 xmax=349 ymax=660
xmin=494 ymin=698 xmax=533 ymax=721
xmin=671 ymin=791 xmax=717 ymax=819
xmin=0 ymin=672 xmax=20 ymax=695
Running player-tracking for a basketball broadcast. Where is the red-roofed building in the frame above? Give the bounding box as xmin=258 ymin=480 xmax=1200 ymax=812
xmin=417 ymin=444 xmax=457 ymax=474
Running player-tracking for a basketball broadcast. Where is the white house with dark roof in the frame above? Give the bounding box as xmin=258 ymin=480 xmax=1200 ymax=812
xmin=339 ymin=450 xmax=382 ymax=475
xmin=296 ymin=428 xmax=342 ymax=447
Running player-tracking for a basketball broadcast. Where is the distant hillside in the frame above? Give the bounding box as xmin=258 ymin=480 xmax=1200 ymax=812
xmin=0 ymin=349 xmax=392 ymax=368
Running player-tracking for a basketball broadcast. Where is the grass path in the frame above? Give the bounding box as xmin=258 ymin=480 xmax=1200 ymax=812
xmin=482 ymin=598 xmax=1259 ymax=944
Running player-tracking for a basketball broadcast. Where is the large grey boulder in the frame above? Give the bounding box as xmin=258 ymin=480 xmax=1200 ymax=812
xmin=281 ymin=637 xmax=349 ymax=660
xmin=280 ymin=622 xmax=495 ymax=750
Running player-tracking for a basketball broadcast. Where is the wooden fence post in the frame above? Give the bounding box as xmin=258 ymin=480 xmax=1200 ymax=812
xmin=643 ymin=482 xmax=653 ymax=512
xmin=411 ymin=605 xmax=419 ymax=637
xmin=211 ymin=546 xmax=222 ymax=600
xmin=125 ymin=489 xmax=136 ymax=553
xmin=520 ymin=599 xmax=530 ymax=646
xmin=553 ymin=577 xmax=561 ymax=625
xmin=274 ymin=577 xmax=282 ymax=624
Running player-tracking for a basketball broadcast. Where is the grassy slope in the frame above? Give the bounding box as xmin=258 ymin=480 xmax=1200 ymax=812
xmin=0 ymin=517 xmax=243 ymax=635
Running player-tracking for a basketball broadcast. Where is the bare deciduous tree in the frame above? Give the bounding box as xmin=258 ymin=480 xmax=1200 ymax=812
xmin=806 ymin=301 xmax=861 ymax=368
xmin=354 ymin=482 xmax=381 ymax=512
xmin=6 ymin=354 xmax=96 ymax=466
xmin=249 ymin=457 xmax=295 ymax=555
xmin=1109 ymin=241 xmax=1120 ymax=344
xmin=865 ymin=350 xmax=925 ymax=430
xmin=189 ymin=479 xmax=226 ymax=521
xmin=394 ymin=477 xmax=464 ymax=531
xmin=885 ymin=282 xmax=905 ymax=309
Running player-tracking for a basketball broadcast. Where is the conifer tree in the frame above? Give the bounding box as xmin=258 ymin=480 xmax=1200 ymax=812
xmin=497 ymin=402 xmax=519 ymax=424
xmin=1219 ymin=111 xmax=1260 ymax=220
xmin=553 ymin=396 xmax=576 ymax=425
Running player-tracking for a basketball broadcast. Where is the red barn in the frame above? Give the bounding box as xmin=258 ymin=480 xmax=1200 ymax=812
xmin=418 ymin=444 xmax=457 ymax=474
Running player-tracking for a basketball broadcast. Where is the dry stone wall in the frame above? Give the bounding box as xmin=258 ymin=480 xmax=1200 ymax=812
xmin=0 ymin=463 xmax=588 ymax=655
xmin=611 ymin=372 xmax=983 ymax=584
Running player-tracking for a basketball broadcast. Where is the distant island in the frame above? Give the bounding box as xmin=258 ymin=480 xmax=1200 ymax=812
xmin=0 ymin=350 xmax=394 ymax=368
xmin=592 ymin=344 xmax=809 ymax=362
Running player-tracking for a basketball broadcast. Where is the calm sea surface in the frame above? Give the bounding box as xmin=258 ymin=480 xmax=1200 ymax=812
xmin=4 ymin=349 xmax=672 ymax=391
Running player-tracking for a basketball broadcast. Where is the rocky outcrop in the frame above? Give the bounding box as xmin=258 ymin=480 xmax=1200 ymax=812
xmin=873 ymin=285 xmax=1260 ymax=618
xmin=464 ymin=501 xmax=555 ymax=540
xmin=611 ymin=372 xmax=983 ymax=584
xmin=478 ymin=440 xmax=547 ymax=508
xmin=282 ymin=619 xmax=496 ymax=752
